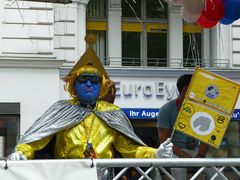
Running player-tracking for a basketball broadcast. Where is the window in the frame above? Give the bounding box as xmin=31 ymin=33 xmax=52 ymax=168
xmin=86 ymin=0 xmax=107 ymax=64
xmin=147 ymin=32 xmax=167 ymax=67
xmin=86 ymin=0 xmax=107 ymax=18
xmin=183 ymin=32 xmax=202 ymax=67
xmin=0 ymin=103 xmax=20 ymax=157
xmin=122 ymin=0 xmax=141 ymax=18
xmin=122 ymin=32 xmax=141 ymax=66
xmin=0 ymin=115 xmax=20 ymax=157
xmin=146 ymin=0 xmax=168 ymax=19
xmin=121 ymin=0 xmax=168 ymax=67
xmin=182 ymin=23 xmax=202 ymax=67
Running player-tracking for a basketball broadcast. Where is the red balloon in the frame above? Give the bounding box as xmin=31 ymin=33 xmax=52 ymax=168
xmin=201 ymin=0 xmax=224 ymax=21
xmin=197 ymin=15 xmax=218 ymax=28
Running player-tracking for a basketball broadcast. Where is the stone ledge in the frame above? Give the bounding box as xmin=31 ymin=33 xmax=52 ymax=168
xmin=0 ymin=56 xmax=66 ymax=69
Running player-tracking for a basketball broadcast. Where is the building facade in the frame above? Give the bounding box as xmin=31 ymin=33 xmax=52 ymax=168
xmin=0 ymin=0 xmax=239 ymax=158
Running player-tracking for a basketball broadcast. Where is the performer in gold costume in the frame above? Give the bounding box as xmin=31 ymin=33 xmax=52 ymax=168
xmin=9 ymin=35 xmax=172 ymax=162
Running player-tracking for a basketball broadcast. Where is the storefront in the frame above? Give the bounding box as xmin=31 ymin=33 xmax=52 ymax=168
xmin=104 ymin=68 xmax=240 ymax=158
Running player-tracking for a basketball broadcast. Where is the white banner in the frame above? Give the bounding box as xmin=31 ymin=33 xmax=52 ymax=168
xmin=0 ymin=159 xmax=98 ymax=180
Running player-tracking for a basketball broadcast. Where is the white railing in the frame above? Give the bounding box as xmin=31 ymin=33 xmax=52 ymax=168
xmin=1 ymin=158 xmax=239 ymax=180
xmin=101 ymin=57 xmax=230 ymax=69
xmin=95 ymin=158 xmax=240 ymax=180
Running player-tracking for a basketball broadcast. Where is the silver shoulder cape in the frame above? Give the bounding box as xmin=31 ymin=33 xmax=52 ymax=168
xmin=17 ymin=100 xmax=145 ymax=146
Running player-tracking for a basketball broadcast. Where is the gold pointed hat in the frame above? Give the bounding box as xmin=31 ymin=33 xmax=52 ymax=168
xmin=65 ymin=34 xmax=109 ymax=79
xmin=63 ymin=34 xmax=111 ymax=99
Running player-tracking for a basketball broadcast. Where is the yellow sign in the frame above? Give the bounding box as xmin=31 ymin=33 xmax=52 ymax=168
xmin=186 ymin=68 xmax=239 ymax=115
xmin=175 ymin=99 xmax=230 ymax=148
xmin=174 ymin=67 xmax=240 ymax=148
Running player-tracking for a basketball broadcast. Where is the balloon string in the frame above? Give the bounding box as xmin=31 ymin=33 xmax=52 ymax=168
xmin=125 ymin=0 xmax=144 ymax=32
xmin=157 ymin=0 xmax=164 ymax=9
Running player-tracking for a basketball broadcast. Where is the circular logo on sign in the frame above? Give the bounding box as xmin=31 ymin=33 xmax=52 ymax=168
xmin=181 ymin=103 xmax=194 ymax=117
xmin=205 ymin=85 xmax=219 ymax=99
xmin=215 ymin=114 xmax=228 ymax=129
xmin=190 ymin=112 xmax=215 ymax=135
xmin=175 ymin=118 xmax=189 ymax=132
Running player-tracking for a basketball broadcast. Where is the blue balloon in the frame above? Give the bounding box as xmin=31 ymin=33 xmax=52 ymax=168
xmin=223 ymin=0 xmax=240 ymax=21
xmin=220 ymin=17 xmax=235 ymax=25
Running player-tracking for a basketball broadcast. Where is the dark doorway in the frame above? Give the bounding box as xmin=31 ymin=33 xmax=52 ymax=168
xmin=0 ymin=103 xmax=20 ymax=157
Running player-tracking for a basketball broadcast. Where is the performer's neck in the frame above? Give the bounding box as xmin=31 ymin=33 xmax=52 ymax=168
xmin=80 ymin=102 xmax=96 ymax=109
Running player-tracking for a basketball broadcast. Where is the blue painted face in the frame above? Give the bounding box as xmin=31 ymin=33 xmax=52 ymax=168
xmin=74 ymin=74 xmax=100 ymax=105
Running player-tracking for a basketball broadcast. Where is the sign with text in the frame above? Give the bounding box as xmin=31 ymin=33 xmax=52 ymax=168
xmin=122 ymin=108 xmax=159 ymax=119
xmin=174 ymin=99 xmax=230 ymax=148
xmin=122 ymin=108 xmax=240 ymax=121
xmin=174 ymin=67 xmax=240 ymax=148
xmin=232 ymin=109 xmax=240 ymax=120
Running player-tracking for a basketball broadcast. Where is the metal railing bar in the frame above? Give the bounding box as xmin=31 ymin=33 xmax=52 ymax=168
xmin=113 ymin=167 xmax=129 ymax=180
xmin=190 ymin=167 xmax=206 ymax=180
xmin=104 ymin=57 xmax=230 ymax=68
xmin=95 ymin=158 xmax=240 ymax=167
xmin=211 ymin=166 xmax=228 ymax=180
xmin=135 ymin=167 xmax=151 ymax=180
xmin=138 ymin=166 xmax=154 ymax=180
xmin=230 ymin=166 xmax=240 ymax=177
xmin=94 ymin=159 xmax=240 ymax=179
xmin=210 ymin=166 xmax=226 ymax=180
xmin=158 ymin=167 xmax=175 ymax=180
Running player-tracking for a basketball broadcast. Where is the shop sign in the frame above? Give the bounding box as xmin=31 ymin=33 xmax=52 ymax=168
xmin=122 ymin=108 xmax=159 ymax=119
xmin=232 ymin=109 xmax=240 ymax=121
xmin=122 ymin=108 xmax=240 ymax=121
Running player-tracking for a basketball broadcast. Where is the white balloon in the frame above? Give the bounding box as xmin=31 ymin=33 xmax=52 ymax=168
xmin=182 ymin=0 xmax=205 ymax=15
xmin=181 ymin=6 xmax=201 ymax=23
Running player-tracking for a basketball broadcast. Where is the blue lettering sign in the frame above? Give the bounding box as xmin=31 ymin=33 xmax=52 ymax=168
xmin=231 ymin=109 xmax=240 ymax=121
xmin=122 ymin=108 xmax=159 ymax=119
xmin=122 ymin=108 xmax=240 ymax=121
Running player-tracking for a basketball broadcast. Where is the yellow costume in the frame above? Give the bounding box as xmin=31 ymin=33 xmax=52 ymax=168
xmin=16 ymin=100 xmax=156 ymax=159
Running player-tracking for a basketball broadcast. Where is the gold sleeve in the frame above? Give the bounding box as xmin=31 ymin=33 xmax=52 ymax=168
xmin=113 ymin=132 xmax=157 ymax=158
xmin=15 ymin=135 xmax=53 ymax=159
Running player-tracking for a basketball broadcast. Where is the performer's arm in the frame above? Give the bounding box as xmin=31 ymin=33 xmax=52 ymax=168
xmin=15 ymin=135 xmax=53 ymax=159
xmin=113 ymin=131 xmax=157 ymax=158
